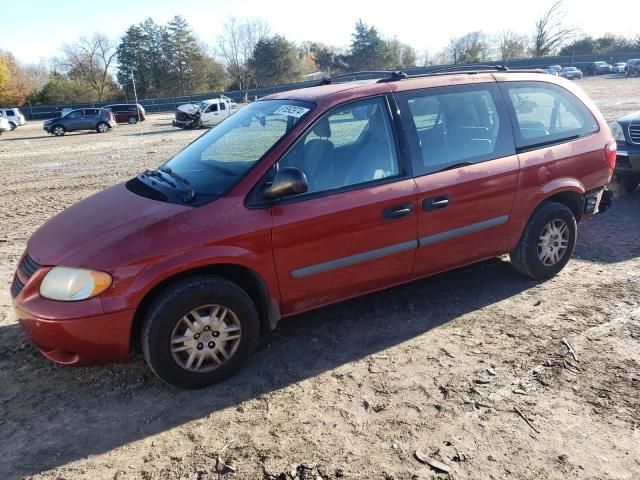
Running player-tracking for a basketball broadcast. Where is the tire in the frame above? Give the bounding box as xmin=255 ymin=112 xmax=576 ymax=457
xmin=141 ymin=275 xmax=260 ymax=389
xmin=9 ymin=122 xmax=16 ymax=131
xmin=510 ymin=202 xmax=577 ymax=280
xmin=96 ymin=122 xmax=109 ymax=133
xmin=127 ymin=116 xmax=138 ymax=125
xmin=52 ymin=125 xmax=65 ymax=136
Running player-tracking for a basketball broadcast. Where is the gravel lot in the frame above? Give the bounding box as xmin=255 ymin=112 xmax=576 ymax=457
xmin=1 ymin=75 xmax=639 ymax=480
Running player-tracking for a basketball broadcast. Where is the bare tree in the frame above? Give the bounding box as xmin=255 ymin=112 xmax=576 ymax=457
xmin=58 ymin=33 xmax=118 ymax=100
xmin=531 ymin=0 xmax=575 ymax=57
xmin=217 ymin=17 xmax=270 ymax=89
xmin=496 ymin=30 xmax=528 ymax=62
xmin=448 ymin=31 xmax=492 ymax=64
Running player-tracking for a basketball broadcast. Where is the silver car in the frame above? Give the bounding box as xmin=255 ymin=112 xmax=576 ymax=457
xmin=0 ymin=108 xmax=26 ymax=130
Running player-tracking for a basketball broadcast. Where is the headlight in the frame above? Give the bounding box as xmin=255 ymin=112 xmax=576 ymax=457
xmin=40 ymin=266 xmax=112 ymax=301
xmin=609 ymin=122 xmax=626 ymax=142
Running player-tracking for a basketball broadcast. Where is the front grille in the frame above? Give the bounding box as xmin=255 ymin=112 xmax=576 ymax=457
xmin=629 ymin=124 xmax=640 ymax=144
xmin=10 ymin=275 xmax=25 ymax=298
xmin=11 ymin=253 xmax=41 ymax=298
xmin=176 ymin=111 xmax=191 ymax=122
xmin=21 ymin=254 xmax=41 ymax=277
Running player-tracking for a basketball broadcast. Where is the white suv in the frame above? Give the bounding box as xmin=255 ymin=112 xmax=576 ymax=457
xmin=0 ymin=115 xmax=10 ymax=135
xmin=0 ymin=108 xmax=26 ymax=129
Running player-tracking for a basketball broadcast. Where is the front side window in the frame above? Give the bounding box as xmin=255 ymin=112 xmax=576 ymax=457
xmin=207 ymin=103 xmax=218 ymax=113
xmin=396 ymin=84 xmax=515 ymax=176
xmin=67 ymin=111 xmax=82 ymax=119
xmin=278 ymin=96 xmax=400 ymax=195
xmin=160 ymin=100 xmax=313 ymax=197
xmin=500 ymin=81 xmax=598 ymax=150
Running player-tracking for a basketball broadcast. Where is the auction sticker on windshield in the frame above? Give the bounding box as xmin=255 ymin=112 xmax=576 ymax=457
xmin=274 ymin=105 xmax=310 ymax=118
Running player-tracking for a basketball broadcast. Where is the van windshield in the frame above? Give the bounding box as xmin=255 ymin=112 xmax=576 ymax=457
xmin=160 ymin=99 xmax=314 ymax=199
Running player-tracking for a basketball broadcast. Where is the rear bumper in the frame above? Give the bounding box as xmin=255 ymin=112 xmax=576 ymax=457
xmin=14 ymin=304 xmax=133 ymax=366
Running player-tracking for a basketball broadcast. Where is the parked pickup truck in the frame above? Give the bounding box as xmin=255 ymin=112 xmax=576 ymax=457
xmin=172 ymin=97 xmax=240 ymax=129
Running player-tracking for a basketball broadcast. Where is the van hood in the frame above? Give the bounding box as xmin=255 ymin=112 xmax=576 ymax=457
xmin=27 ymin=183 xmax=191 ymax=268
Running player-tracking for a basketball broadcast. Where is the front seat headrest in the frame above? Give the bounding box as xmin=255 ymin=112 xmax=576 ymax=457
xmin=312 ymin=116 xmax=331 ymax=138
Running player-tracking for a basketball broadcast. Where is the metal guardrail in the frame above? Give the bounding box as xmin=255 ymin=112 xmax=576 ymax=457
xmin=17 ymin=52 xmax=640 ymax=120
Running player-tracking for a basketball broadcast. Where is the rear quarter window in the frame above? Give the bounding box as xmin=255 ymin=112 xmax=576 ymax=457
xmin=499 ymin=81 xmax=598 ymax=151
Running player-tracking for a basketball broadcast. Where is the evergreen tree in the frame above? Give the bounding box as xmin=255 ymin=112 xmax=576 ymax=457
xmin=347 ymin=20 xmax=392 ymax=71
xmin=248 ymin=35 xmax=301 ymax=87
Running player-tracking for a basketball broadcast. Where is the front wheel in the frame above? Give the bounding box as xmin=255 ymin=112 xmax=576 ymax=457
xmin=96 ymin=122 xmax=109 ymax=133
xmin=128 ymin=116 xmax=138 ymax=124
xmin=52 ymin=125 xmax=65 ymax=136
xmin=510 ymin=202 xmax=577 ymax=279
xmin=141 ymin=276 xmax=260 ymax=389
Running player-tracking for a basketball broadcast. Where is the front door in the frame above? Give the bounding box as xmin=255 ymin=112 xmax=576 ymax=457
xmin=270 ymin=96 xmax=418 ymax=314
xmin=201 ymin=103 xmax=220 ymax=126
xmin=394 ymin=82 xmax=520 ymax=277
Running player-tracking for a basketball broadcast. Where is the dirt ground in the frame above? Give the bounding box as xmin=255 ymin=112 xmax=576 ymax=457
xmin=1 ymin=76 xmax=639 ymax=480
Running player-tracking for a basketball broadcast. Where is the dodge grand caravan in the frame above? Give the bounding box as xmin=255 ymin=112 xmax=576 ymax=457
xmin=11 ymin=68 xmax=615 ymax=388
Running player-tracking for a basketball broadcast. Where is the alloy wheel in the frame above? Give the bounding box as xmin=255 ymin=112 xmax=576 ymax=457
xmin=537 ymin=219 xmax=570 ymax=267
xmin=170 ymin=304 xmax=242 ymax=372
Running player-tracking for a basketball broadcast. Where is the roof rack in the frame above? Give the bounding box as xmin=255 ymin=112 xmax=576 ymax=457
xmin=318 ymin=65 xmax=547 ymax=86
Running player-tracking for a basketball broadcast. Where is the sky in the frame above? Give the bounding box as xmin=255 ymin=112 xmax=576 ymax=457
xmin=1 ymin=0 xmax=639 ymax=64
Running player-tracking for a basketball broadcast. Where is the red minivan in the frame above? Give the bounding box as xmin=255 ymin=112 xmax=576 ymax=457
xmin=11 ymin=69 xmax=615 ymax=388
xmin=105 ymin=103 xmax=146 ymax=124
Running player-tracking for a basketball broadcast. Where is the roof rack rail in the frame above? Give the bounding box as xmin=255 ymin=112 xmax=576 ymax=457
xmin=319 ymin=71 xmax=400 ymax=85
xmin=317 ymin=65 xmax=547 ymax=86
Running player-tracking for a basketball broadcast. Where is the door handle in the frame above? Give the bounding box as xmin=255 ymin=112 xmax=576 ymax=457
xmin=383 ymin=204 xmax=414 ymax=220
xmin=422 ymin=195 xmax=451 ymax=212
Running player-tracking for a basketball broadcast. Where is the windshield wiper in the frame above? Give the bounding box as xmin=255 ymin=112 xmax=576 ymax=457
xmin=141 ymin=169 xmax=176 ymax=188
xmin=141 ymin=169 xmax=196 ymax=204
xmin=159 ymin=167 xmax=191 ymax=186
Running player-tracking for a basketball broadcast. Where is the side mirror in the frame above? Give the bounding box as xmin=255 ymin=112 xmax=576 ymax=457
xmin=262 ymin=167 xmax=308 ymax=201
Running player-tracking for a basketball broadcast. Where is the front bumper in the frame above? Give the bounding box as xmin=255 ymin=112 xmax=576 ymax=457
xmin=16 ymin=307 xmax=133 ymax=365
xmin=615 ymin=143 xmax=640 ymax=174
xmin=172 ymin=119 xmax=192 ymax=128
xmin=11 ymin=265 xmax=133 ymax=365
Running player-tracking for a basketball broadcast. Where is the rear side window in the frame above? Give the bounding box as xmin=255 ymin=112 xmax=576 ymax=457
xmin=395 ymin=83 xmax=515 ymax=176
xmin=220 ymin=102 xmax=226 ymax=111
xmin=499 ymin=81 xmax=598 ymax=151
xmin=6 ymin=110 xmax=15 ymax=116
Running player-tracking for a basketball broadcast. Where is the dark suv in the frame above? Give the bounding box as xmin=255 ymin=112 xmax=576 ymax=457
xmin=14 ymin=68 xmax=615 ymax=388
xmin=43 ymin=108 xmax=116 ymax=136
xmin=105 ymin=104 xmax=146 ymax=124
xmin=588 ymin=61 xmax=612 ymax=75
xmin=610 ymin=112 xmax=640 ymax=192
xmin=625 ymin=59 xmax=640 ymax=77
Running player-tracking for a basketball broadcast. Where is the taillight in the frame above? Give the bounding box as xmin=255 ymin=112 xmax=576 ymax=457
xmin=605 ymin=141 xmax=617 ymax=170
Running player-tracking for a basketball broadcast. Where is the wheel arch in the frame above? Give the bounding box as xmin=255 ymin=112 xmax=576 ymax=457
xmin=130 ymin=263 xmax=279 ymax=351
xmin=543 ymin=190 xmax=583 ymax=222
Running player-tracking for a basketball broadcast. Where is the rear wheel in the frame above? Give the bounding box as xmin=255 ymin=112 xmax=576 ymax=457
xmin=128 ymin=116 xmax=138 ymax=124
xmin=52 ymin=125 xmax=65 ymax=136
xmin=510 ymin=202 xmax=577 ymax=279
xmin=96 ymin=122 xmax=109 ymax=133
xmin=9 ymin=122 xmax=16 ymax=131
xmin=141 ymin=276 xmax=260 ymax=389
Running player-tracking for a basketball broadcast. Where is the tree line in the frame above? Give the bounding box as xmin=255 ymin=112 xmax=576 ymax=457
xmin=1 ymin=0 xmax=639 ymax=107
